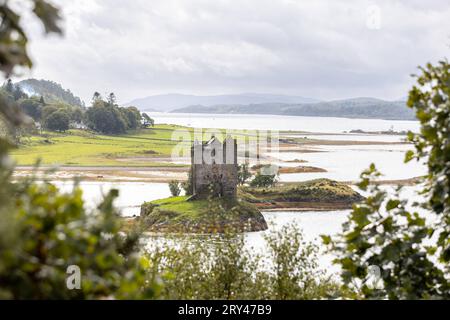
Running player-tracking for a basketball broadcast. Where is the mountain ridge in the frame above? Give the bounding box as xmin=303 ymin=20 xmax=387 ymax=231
xmin=169 ymin=97 xmax=416 ymax=121
xmin=125 ymin=93 xmax=319 ymax=112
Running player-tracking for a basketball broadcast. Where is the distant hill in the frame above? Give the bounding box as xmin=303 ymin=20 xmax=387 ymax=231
xmin=125 ymin=93 xmax=319 ymax=112
xmin=16 ymin=79 xmax=84 ymax=107
xmin=171 ymin=97 xmax=416 ymax=121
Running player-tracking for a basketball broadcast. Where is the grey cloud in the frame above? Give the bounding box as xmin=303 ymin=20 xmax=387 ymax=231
xmin=19 ymin=0 xmax=450 ymax=104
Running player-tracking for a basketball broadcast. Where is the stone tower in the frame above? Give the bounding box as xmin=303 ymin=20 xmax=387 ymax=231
xmin=191 ymin=136 xmax=238 ymax=199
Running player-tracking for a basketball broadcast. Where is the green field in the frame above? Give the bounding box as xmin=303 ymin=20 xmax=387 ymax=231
xmin=11 ymin=124 xmax=270 ymax=167
xmin=11 ymin=124 xmax=193 ymax=166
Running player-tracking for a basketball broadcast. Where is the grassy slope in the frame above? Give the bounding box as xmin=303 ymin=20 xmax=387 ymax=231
xmin=139 ymin=196 xmax=266 ymax=232
xmin=11 ymin=124 xmax=268 ymax=167
xmin=11 ymin=124 xmax=191 ymax=166
xmin=239 ymin=178 xmax=364 ymax=205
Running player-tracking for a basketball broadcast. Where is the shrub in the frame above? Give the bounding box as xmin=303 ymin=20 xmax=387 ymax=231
xmin=168 ymin=180 xmax=181 ymax=196
xmin=181 ymin=168 xmax=193 ymax=196
xmin=145 ymin=222 xmax=341 ymax=299
xmin=237 ymin=163 xmax=251 ymax=185
xmin=0 ymin=181 xmax=158 ymax=299
xmin=250 ymin=172 xmax=278 ymax=188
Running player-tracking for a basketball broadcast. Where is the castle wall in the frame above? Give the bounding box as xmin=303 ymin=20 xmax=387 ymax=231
xmin=191 ymin=138 xmax=238 ymax=199
xmin=192 ymin=163 xmax=238 ymax=198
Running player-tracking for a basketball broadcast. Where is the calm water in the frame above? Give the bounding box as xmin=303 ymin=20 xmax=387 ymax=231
xmin=54 ymin=181 xmax=171 ymax=217
xmin=272 ymin=144 xmax=426 ymax=182
xmin=289 ymin=134 xmax=407 ymax=142
xmin=54 ymin=180 xmax=422 ymax=274
xmin=152 ymin=112 xmax=420 ymax=133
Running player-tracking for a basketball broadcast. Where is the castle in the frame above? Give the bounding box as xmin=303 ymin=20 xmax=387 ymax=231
xmin=190 ymin=136 xmax=238 ymax=199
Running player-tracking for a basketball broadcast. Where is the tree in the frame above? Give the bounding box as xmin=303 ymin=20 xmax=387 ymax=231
xmin=19 ymin=98 xmax=42 ymax=120
xmin=325 ymin=61 xmax=450 ymax=299
xmin=0 ymin=1 xmax=62 ymax=78
xmin=407 ymin=61 xmax=450 ymax=265
xmin=13 ymin=85 xmax=27 ymax=101
xmin=121 ymin=106 xmax=142 ymax=130
xmin=44 ymin=109 xmax=70 ymax=132
xmin=69 ymin=107 xmax=83 ymax=124
xmin=142 ymin=113 xmax=154 ymax=127
xmin=107 ymin=92 xmax=116 ymax=106
xmin=0 ymin=0 xmax=158 ymax=300
xmin=40 ymin=105 xmax=58 ymax=120
xmin=0 ymin=184 xmax=155 ymax=299
xmin=237 ymin=163 xmax=251 ymax=185
xmin=181 ymin=168 xmax=193 ymax=196
xmin=85 ymin=103 xmax=127 ymax=134
xmin=92 ymin=91 xmax=102 ymax=104
xmin=249 ymin=166 xmax=279 ymax=188
xmin=86 ymin=93 xmax=141 ymax=134
xmin=147 ymin=223 xmax=338 ymax=299
xmin=5 ymin=79 xmax=14 ymax=93
xmin=168 ymin=181 xmax=181 ymax=196
xmin=250 ymin=173 xmax=277 ymax=188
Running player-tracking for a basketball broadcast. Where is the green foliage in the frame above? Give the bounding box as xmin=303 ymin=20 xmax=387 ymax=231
xmin=0 ymin=0 xmax=159 ymax=300
xmin=237 ymin=163 xmax=251 ymax=185
xmin=0 ymin=0 xmax=62 ymax=152
xmin=250 ymin=172 xmax=278 ymax=188
xmin=19 ymin=98 xmax=43 ymax=120
xmin=265 ymin=224 xmax=337 ymax=299
xmin=326 ymin=165 xmax=448 ymax=299
xmin=121 ymin=106 xmax=141 ymax=131
xmin=16 ymin=79 xmax=84 ymax=107
xmin=85 ymin=93 xmax=143 ymax=134
xmin=86 ymin=103 xmax=126 ymax=134
xmin=241 ymin=178 xmax=363 ymax=205
xmin=0 ymin=180 xmax=157 ymax=299
xmin=407 ymin=60 xmax=450 ymax=264
xmin=0 ymin=0 xmax=61 ymax=77
xmin=4 ymin=79 xmax=14 ymax=93
xmin=146 ymin=223 xmax=340 ymax=299
xmin=168 ymin=180 xmax=181 ymax=196
xmin=41 ymin=104 xmax=58 ymax=120
xmin=326 ymin=61 xmax=450 ymax=299
xmin=69 ymin=106 xmax=83 ymax=124
xmin=142 ymin=112 xmax=154 ymax=127
xmin=181 ymin=167 xmax=194 ymax=196
xmin=139 ymin=195 xmax=265 ymax=233
xmin=43 ymin=109 xmax=69 ymax=132
xmin=13 ymin=85 xmax=27 ymax=101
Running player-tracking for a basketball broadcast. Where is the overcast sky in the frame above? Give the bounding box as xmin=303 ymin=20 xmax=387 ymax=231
xmin=19 ymin=0 xmax=450 ymax=104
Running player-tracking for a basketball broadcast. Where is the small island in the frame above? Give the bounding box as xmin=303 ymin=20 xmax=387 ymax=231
xmin=140 ymin=196 xmax=267 ymax=233
xmin=239 ymin=178 xmax=364 ymax=211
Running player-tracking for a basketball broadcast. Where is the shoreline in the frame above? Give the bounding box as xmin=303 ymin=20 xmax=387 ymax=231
xmin=13 ymin=166 xmax=422 ymax=186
